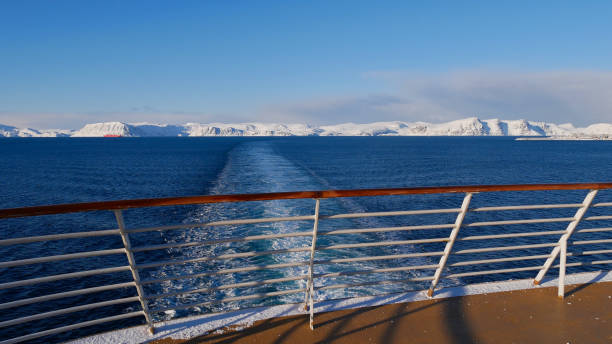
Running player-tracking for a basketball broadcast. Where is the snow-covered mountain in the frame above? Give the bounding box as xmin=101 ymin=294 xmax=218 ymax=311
xmin=0 ymin=124 xmax=71 ymax=137
xmin=2 ymin=117 xmax=612 ymax=138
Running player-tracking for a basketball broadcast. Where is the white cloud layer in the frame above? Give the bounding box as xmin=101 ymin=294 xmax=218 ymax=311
xmin=2 ymin=70 xmax=612 ymax=128
xmin=262 ymin=70 xmax=612 ymax=126
xmin=0 ymin=111 xmax=236 ymax=130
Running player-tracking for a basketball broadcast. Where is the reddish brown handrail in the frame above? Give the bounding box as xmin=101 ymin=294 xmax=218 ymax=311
xmin=1 ymin=182 xmax=612 ymax=219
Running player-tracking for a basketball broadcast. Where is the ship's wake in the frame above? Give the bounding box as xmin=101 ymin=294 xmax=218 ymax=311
xmin=149 ymin=141 xmax=441 ymax=318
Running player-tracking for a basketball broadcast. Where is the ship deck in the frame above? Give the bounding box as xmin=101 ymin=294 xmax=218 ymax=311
xmin=153 ymin=280 xmax=611 ymax=344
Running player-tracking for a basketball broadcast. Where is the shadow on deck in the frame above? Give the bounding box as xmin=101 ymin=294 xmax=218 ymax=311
xmin=154 ymin=281 xmax=612 ymax=344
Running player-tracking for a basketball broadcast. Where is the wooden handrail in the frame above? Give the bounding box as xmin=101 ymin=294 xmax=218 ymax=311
xmin=1 ymin=183 xmax=612 ymax=219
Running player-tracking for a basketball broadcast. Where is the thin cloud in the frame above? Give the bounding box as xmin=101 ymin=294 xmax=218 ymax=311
xmin=399 ymin=70 xmax=612 ymax=125
xmin=260 ymin=95 xmax=408 ymax=124
xmin=3 ymin=70 xmax=612 ymax=128
xmin=264 ymin=70 xmax=612 ymax=126
xmin=0 ymin=110 xmax=238 ymax=130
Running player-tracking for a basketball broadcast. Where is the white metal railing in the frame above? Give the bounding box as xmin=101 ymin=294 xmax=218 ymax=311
xmin=0 ymin=183 xmax=611 ymax=343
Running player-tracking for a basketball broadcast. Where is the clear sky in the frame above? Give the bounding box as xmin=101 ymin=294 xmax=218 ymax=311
xmin=1 ymin=1 xmax=612 ymax=128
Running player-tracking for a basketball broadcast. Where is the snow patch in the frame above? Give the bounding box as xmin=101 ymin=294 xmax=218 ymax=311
xmin=0 ymin=124 xmax=70 ymax=137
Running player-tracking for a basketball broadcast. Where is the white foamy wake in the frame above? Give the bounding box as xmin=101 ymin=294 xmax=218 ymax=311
xmin=150 ymin=141 xmax=437 ymax=318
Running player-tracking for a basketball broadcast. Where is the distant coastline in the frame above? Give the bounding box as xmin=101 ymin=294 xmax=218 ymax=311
xmin=515 ymin=136 xmax=612 ymax=141
xmin=2 ymin=117 xmax=612 ymax=138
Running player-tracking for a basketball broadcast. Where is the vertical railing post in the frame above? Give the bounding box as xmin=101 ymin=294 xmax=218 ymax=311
xmin=427 ymin=192 xmax=472 ymax=297
xmin=534 ymin=189 xmax=598 ymax=285
xmin=558 ymin=238 xmax=567 ymax=298
xmin=303 ymin=199 xmax=320 ymax=330
xmin=114 ymin=210 xmax=156 ymax=334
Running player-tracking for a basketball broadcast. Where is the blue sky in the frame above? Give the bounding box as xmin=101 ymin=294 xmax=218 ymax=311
xmin=1 ymin=1 xmax=612 ymax=128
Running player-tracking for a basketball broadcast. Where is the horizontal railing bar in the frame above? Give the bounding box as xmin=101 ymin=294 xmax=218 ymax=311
xmin=317 ymin=238 xmax=449 ymax=251
xmin=141 ymin=261 xmax=310 ymax=285
xmin=555 ymin=262 xmax=582 ymax=268
xmin=0 ymin=282 xmax=136 ymax=310
xmin=575 ymin=249 xmax=612 ymax=255
xmin=136 ymin=247 xmax=310 ymax=269
xmin=132 ymin=241 xmax=202 ymax=252
xmin=315 ymin=276 xmax=435 ymax=291
xmin=577 ymin=227 xmax=612 ymax=233
xmin=0 ymin=229 xmax=120 ymax=246
xmin=318 ymin=224 xmax=455 ymax=236
xmin=145 ymin=275 xmax=308 ymax=300
xmin=152 ymin=288 xmax=306 ymax=313
xmin=127 ymin=215 xmax=315 ymax=234
xmin=4 ymin=183 xmax=612 ymax=218
xmin=132 ymin=231 xmax=313 ymax=253
xmin=571 ymin=239 xmax=612 ymax=245
xmin=314 ymin=251 xmax=445 ymax=265
xmin=464 ymin=217 xmax=574 ymax=227
xmin=0 ymin=311 xmax=144 ymax=344
xmin=314 ymin=264 xmax=439 ymax=279
xmin=0 ymin=248 xmax=126 ymax=268
xmin=584 ymin=215 xmax=612 ymax=221
xmin=445 ymin=265 xmax=544 ymax=278
xmin=448 ymin=254 xmax=550 ymax=267
xmin=553 ymin=261 xmax=612 ymax=267
xmin=320 ymin=208 xmax=461 ymax=220
xmin=593 ymin=202 xmax=612 ymax=207
xmin=470 ymin=203 xmax=583 ymax=212
xmin=0 ymin=266 xmax=131 ymax=290
xmin=454 ymin=242 xmax=558 ymax=254
xmin=125 ymin=223 xmax=199 ymax=233
xmin=0 ymin=296 xmax=140 ymax=329
xmin=459 ymin=230 xmax=566 ymax=241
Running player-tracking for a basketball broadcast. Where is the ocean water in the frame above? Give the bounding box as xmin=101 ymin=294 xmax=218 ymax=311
xmin=1 ymin=137 xmax=612 ymax=342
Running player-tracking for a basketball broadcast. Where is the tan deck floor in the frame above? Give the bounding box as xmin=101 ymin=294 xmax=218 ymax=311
xmin=156 ymin=282 xmax=612 ymax=344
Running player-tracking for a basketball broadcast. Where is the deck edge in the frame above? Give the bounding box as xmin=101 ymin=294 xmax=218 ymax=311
xmin=68 ymin=270 xmax=612 ymax=344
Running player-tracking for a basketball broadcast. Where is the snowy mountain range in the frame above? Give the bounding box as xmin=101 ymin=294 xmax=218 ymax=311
xmin=1 ymin=117 xmax=612 ymax=138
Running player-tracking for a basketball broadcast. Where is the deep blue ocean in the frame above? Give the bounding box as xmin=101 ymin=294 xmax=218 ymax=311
xmin=1 ymin=137 xmax=611 ymax=343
